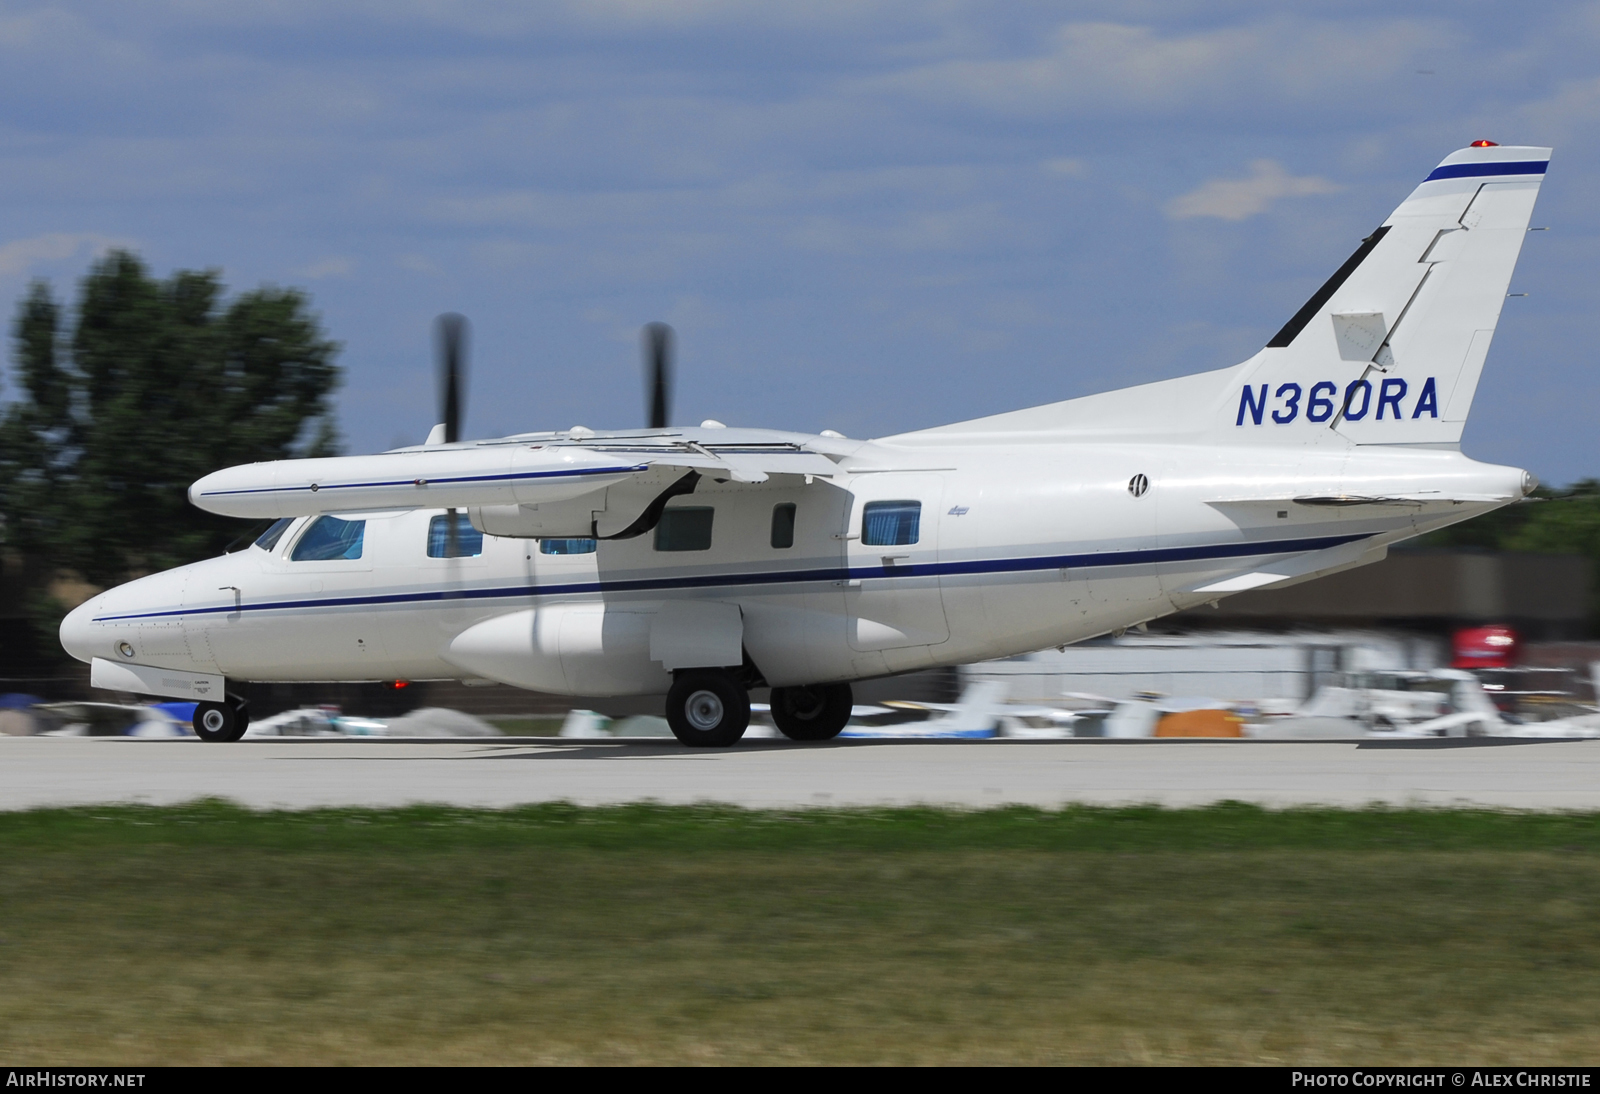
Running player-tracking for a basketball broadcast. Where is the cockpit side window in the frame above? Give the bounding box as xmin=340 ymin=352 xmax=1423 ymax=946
xmin=539 ymin=538 xmax=597 ymax=555
xmin=290 ymin=516 xmax=366 ymax=561
xmin=253 ymin=517 xmax=294 ymax=552
xmin=427 ymin=513 xmax=485 ymax=558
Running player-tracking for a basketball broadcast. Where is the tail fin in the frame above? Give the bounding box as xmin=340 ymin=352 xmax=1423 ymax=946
xmin=1235 ymin=143 xmax=1549 ymax=445
xmin=894 ymin=144 xmax=1550 ymax=447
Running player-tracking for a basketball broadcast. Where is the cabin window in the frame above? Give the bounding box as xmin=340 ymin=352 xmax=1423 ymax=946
xmin=540 ymin=538 xmax=597 ymax=555
xmin=427 ymin=512 xmax=485 ymax=558
xmin=290 ymin=516 xmax=366 ymax=561
xmin=254 ymin=517 xmax=293 ymax=552
xmin=654 ymin=506 xmax=714 ymax=552
xmin=861 ymin=500 xmax=920 ymax=546
xmin=770 ymin=503 xmax=796 ymax=549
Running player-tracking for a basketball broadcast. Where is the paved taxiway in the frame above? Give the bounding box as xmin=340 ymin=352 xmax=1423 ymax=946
xmin=3 ymin=736 xmax=1600 ymax=810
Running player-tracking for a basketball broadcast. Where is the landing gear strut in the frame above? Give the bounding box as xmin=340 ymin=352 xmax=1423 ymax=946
xmin=193 ymin=697 xmax=250 ymax=743
xmin=770 ymin=683 xmax=853 ymax=741
xmin=665 ymin=669 xmax=750 ymax=747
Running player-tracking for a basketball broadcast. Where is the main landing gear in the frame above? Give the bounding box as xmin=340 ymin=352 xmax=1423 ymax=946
xmin=769 ymin=683 xmax=853 ymax=742
xmin=664 ymin=672 xmax=854 ymax=747
xmin=192 ymin=696 xmax=250 ymax=743
xmin=665 ymin=669 xmax=751 ymax=747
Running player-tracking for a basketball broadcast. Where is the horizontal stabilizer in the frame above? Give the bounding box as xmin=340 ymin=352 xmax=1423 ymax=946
xmin=1184 ymin=539 xmax=1388 ymax=596
xmin=1207 ymin=491 xmax=1522 ymax=510
xmin=1188 ymin=571 xmax=1288 ymax=594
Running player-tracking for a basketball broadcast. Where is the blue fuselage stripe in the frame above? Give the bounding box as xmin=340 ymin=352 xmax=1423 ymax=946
xmin=1424 ymin=160 xmax=1547 ymax=182
xmin=91 ymin=532 xmax=1370 ymax=622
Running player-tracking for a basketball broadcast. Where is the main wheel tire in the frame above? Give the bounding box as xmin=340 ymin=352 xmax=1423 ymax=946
xmin=193 ymin=701 xmax=247 ymax=743
xmin=770 ymin=683 xmax=853 ymax=741
xmin=665 ymin=670 xmax=750 ymax=748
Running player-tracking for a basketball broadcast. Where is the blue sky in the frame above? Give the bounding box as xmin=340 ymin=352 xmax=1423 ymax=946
xmin=2 ymin=2 xmax=1598 ymax=484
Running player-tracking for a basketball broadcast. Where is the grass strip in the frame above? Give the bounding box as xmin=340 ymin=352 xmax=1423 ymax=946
xmin=4 ymin=798 xmax=1600 ymax=853
xmin=5 ymin=803 xmax=1600 ymax=1064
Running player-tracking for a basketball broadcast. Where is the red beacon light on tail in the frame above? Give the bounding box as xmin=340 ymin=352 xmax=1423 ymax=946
xmin=1470 ymin=140 xmax=1500 ymax=147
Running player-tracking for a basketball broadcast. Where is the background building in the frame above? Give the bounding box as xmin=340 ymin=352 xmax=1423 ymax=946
xmin=964 ymin=548 xmax=1598 ymax=707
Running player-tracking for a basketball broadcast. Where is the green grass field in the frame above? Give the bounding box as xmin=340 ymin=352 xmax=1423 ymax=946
xmin=3 ymin=801 xmax=1599 ymax=1065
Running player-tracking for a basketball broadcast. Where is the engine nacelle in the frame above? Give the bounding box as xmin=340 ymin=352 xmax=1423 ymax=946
xmin=469 ymin=499 xmax=600 ymax=539
xmin=443 ymin=604 xmax=670 ymax=696
xmin=468 ymin=468 xmax=699 ymax=540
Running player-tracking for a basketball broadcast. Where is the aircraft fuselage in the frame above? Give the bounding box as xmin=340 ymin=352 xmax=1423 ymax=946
xmin=61 ymin=430 xmax=1526 ymax=695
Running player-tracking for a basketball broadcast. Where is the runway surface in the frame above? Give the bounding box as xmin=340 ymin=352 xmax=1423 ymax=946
xmin=4 ymin=736 xmax=1600 ymax=811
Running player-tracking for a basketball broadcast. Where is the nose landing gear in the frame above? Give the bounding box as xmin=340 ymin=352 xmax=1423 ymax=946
xmin=192 ymin=697 xmax=250 ymax=742
xmin=665 ymin=669 xmax=750 ymax=747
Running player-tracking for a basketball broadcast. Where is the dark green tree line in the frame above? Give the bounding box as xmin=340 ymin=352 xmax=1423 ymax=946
xmin=1 ymin=250 xmax=341 ymax=660
xmin=1417 ymin=480 xmax=1600 ymax=634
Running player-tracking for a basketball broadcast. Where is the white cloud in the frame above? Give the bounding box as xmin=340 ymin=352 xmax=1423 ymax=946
xmin=0 ymin=3 xmax=1587 ymax=477
xmin=872 ymin=17 xmax=1455 ymax=119
xmin=0 ymin=9 xmax=81 ymax=48
xmin=1164 ymin=160 xmax=1341 ymax=221
xmin=296 ymin=256 xmax=355 ymax=279
xmin=0 ymin=232 xmax=129 ymax=278
xmin=789 ymin=202 xmax=1011 ymax=256
xmin=1509 ymin=73 xmax=1600 ymax=146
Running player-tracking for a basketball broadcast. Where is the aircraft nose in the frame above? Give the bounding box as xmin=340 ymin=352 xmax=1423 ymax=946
xmin=58 ymin=597 xmax=102 ymax=664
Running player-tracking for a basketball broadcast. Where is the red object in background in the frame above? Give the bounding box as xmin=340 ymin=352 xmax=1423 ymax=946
xmin=1453 ymin=625 xmax=1519 ymax=669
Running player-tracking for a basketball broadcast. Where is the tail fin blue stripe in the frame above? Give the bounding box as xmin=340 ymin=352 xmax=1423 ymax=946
xmin=1425 ymin=160 xmax=1548 ymax=182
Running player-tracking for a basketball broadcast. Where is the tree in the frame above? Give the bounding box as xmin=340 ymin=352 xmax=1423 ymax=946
xmin=1417 ymin=480 xmax=1600 ymax=635
xmin=0 ymin=250 xmax=341 ymax=660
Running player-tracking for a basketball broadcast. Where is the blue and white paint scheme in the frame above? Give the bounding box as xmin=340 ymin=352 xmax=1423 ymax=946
xmin=59 ymin=143 xmax=1551 ymax=743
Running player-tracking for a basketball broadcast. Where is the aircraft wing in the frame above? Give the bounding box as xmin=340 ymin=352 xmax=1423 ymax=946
xmin=189 ymin=438 xmax=841 ymax=520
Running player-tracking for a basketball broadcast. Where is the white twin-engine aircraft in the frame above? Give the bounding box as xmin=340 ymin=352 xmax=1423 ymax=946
xmin=61 ymin=142 xmax=1551 ymax=746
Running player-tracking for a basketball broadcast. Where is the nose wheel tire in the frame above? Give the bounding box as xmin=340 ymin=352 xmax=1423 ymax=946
xmin=193 ymin=700 xmax=249 ymax=743
xmin=770 ymin=683 xmax=853 ymax=741
xmin=666 ymin=670 xmax=750 ymax=747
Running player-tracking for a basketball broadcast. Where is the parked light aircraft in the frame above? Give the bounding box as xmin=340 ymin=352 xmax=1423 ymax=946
xmin=61 ymin=142 xmax=1552 ymax=747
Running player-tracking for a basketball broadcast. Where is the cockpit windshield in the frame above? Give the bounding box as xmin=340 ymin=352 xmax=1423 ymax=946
xmin=253 ymin=517 xmax=294 ymax=552
xmin=290 ymin=516 xmax=366 ymax=561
